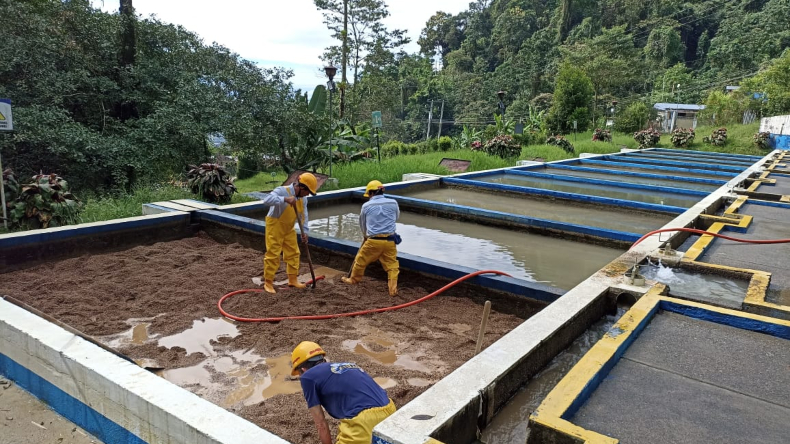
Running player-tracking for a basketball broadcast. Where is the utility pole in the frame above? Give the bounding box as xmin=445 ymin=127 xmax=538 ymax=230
xmin=340 ymin=0 xmax=348 ymax=118
xmin=436 ymin=100 xmax=445 ymax=139
xmin=426 ymin=100 xmax=434 ymax=140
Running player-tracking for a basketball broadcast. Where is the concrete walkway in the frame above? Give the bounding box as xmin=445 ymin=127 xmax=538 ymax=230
xmin=0 ymin=377 xmax=102 ymax=444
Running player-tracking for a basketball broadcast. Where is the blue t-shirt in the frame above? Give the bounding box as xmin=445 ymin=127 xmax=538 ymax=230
xmin=299 ymin=362 xmax=389 ymax=419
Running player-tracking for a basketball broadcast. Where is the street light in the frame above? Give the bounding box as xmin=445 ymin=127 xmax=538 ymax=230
xmin=324 ymin=66 xmax=337 ymax=177
xmin=497 ymin=90 xmax=506 ymax=116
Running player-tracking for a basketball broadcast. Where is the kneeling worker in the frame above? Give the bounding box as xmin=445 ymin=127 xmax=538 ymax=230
xmin=260 ymin=172 xmax=318 ymax=294
xmin=341 ymin=180 xmax=401 ymax=296
xmin=291 ymin=341 xmax=397 ymax=444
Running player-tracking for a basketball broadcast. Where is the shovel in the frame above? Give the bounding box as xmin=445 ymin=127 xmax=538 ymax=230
xmin=292 ymin=203 xmax=317 ymax=289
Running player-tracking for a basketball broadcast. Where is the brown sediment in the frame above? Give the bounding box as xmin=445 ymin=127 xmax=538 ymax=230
xmin=0 ymin=233 xmax=532 ymax=443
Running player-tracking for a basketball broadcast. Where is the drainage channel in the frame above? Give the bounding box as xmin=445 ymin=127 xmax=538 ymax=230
xmin=307 ymin=203 xmax=624 ymax=290
xmin=477 ymin=306 xmax=628 ymax=444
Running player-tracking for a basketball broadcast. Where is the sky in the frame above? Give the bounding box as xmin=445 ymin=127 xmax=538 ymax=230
xmin=90 ymin=0 xmax=470 ymax=92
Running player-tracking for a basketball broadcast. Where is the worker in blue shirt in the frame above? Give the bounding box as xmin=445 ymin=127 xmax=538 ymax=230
xmin=291 ymin=341 xmax=396 ymax=444
xmin=260 ymin=173 xmax=318 ymax=294
xmin=341 ymin=180 xmax=401 ymax=296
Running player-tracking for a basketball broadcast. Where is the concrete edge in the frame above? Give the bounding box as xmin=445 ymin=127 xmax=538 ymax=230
xmin=0 ymin=299 xmax=290 ymax=444
xmin=0 ymin=212 xmax=190 ymax=249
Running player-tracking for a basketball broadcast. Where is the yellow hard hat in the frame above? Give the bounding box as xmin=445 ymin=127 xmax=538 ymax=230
xmin=363 ymin=180 xmax=384 ymax=198
xmin=298 ymin=173 xmax=318 ymax=196
xmin=291 ymin=341 xmax=326 ymax=376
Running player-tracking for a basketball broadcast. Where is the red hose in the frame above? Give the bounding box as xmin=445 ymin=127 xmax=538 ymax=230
xmin=631 ymin=227 xmax=790 ymax=249
xmin=218 ymin=270 xmax=512 ymax=323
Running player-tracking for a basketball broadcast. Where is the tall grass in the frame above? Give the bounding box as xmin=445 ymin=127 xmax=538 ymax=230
xmin=79 ymin=184 xmax=254 ymax=223
xmin=234 ymin=171 xmax=289 ymax=193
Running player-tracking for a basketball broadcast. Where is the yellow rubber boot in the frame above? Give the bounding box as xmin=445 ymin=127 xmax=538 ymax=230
xmin=341 ymin=276 xmax=360 ymax=284
xmin=388 ymin=279 xmax=398 ymax=297
xmin=263 ymin=279 xmax=276 ymax=294
xmin=288 ymin=275 xmax=306 ymax=289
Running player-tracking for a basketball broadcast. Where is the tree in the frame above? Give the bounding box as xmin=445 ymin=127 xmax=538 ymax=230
xmin=741 ymin=50 xmax=790 ymax=116
xmin=547 ymin=64 xmax=594 ymax=133
xmin=314 ymin=0 xmax=409 ymax=122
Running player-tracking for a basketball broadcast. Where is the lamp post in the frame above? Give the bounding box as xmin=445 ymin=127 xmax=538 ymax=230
xmin=497 ymin=90 xmax=506 ymax=116
xmin=324 ymin=66 xmax=337 ymax=177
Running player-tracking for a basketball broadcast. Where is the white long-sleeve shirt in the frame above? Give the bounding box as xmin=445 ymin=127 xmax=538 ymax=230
xmin=261 ymin=184 xmax=309 ymax=233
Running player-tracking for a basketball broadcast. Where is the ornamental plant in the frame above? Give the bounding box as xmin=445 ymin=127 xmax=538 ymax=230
xmin=634 ymin=129 xmax=661 ymax=149
xmin=186 ymin=163 xmax=237 ymax=203
xmin=670 ymin=128 xmax=696 ymax=148
xmin=703 ymin=127 xmax=727 ymax=146
xmin=753 ymin=131 xmax=771 ymax=150
xmin=545 ymin=134 xmax=574 ymax=154
xmin=2 ymin=169 xmax=19 ymax=215
xmin=8 ymin=172 xmax=82 ymax=229
xmin=592 ymin=128 xmax=612 ymax=142
xmin=484 ymin=135 xmax=522 ymax=158
xmin=470 ymin=140 xmax=483 ymax=151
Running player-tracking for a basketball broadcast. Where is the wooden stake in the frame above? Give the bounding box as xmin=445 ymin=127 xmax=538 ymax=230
xmin=474 ymin=301 xmax=492 ymax=356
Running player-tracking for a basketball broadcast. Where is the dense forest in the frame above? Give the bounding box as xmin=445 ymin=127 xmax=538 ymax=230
xmin=1 ymin=0 xmax=788 ymax=191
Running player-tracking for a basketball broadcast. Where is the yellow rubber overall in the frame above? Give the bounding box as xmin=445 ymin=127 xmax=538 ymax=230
xmin=335 ymin=399 xmax=396 ymax=444
xmin=263 ymin=187 xmax=303 ymax=282
xmin=347 ymin=238 xmax=399 ymax=290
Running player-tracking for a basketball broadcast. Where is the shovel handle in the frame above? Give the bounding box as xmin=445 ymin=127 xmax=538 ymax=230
xmin=292 ymin=202 xmax=317 ymax=288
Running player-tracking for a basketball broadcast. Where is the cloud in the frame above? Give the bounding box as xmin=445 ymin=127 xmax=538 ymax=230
xmin=91 ymin=0 xmax=470 ymax=89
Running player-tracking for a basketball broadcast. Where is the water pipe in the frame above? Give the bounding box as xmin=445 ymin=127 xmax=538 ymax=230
xmin=630 ymin=228 xmax=790 ymax=250
xmin=218 ymin=270 xmax=511 ymax=323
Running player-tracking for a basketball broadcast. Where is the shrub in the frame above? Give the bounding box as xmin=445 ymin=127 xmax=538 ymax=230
xmin=545 ymin=134 xmax=575 ymax=154
xmin=186 ymin=163 xmax=237 ymax=203
xmin=753 ymin=131 xmax=771 ymax=150
xmin=438 ymin=136 xmax=453 ymax=152
xmin=615 ymin=102 xmax=651 ymax=133
xmin=484 ymin=135 xmax=522 ymax=158
xmin=382 ymin=140 xmax=405 ymax=157
xmin=470 ymin=140 xmax=483 ymax=151
xmin=670 ymin=128 xmax=696 ymax=148
xmin=426 ymin=138 xmax=439 ymax=152
xmin=237 ymin=155 xmax=260 ymax=180
xmin=702 ymin=127 xmax=727 ymax=146
xmin=7 ymin=172 xmax=82 ymax=229
xmin=592 ymin=128 xmax=612 ymax=142
xmin=634 ymin=129 xmax=661 ymax=149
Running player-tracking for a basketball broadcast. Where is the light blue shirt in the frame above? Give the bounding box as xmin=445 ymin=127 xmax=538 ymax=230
xmin=261 ymin=184 xmax=309 ymax=233
xmin=359 ymin=195 xmax=399 ymax=237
